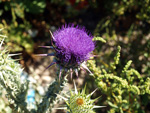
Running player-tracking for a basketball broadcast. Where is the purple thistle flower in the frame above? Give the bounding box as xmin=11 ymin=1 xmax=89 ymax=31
xmin=38 ymin=24 xmax=95 ymax=78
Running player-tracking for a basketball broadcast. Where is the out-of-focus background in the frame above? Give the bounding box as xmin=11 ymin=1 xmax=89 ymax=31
xmin=0 ymin=0 xmax=150 ymax=113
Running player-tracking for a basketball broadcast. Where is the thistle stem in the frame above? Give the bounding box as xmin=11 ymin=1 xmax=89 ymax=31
xmin=37 ymin=72 xmax=68 ymax=113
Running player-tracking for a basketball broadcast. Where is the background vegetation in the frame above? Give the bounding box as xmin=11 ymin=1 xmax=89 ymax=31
xmin=0 ymin=0 xmax=150 ymax=113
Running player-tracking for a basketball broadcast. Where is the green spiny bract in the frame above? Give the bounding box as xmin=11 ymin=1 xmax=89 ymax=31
xmin=67 ymin=92 xmax=96 ymax=113
xmin=57 ymin=81 xmax=104 ymax=113
xmin=0 ymin=38 xmax=29 ymax=113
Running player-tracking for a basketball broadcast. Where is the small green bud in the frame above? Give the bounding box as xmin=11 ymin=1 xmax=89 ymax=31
xmin=57 ymin=81 xmax=105 ymax=113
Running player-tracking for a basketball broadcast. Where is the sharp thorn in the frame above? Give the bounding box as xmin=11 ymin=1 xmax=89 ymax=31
xmin=87 ymin=88 xmax=98 ymax=98
xmin=73 ymin=80 xmax=78 ymax=94
xmin=34 ymin=53 xmax=55 ymax=57
xmin=80 ymin=67 xmax=86 ymax=73
xmin=12 ymin=58 xmax=23 ymax=61
xmin=70 ymin=68 xmax=73 ymax=79
xmin=59 ymin=68 xmax=62 ymax=81
xmin=81 ymin=63 xmax=93 ymax=75
xmin=0 ymin=38 xmax=5 ymax=48
xmin=38 ymin=46 xmax=54 ymax=49
xmin=74 ymin=69 xmax=78 ymax=78
xmin=8 ymin=53 xmax=22 ymax=57
xmin=45 ymin=62 xmax=56 ymax=70
xmin=93 ymin=106 xmax=106 ymax=108
xmin=49 ymin=30 xmax=55 ymax=40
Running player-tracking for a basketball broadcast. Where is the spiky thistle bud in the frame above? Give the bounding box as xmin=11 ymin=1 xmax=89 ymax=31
xmin=56 ymin=81 xmax=105 ymax=113
xmin=38 ymin=24 xmax=95 ymax=78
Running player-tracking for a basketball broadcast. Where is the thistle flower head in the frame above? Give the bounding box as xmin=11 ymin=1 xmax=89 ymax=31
xmin=56 ymin=81 xmax=105 ymax=113
xmin=53 ymin=24 xmax=95 ymax=68
xmin=38 ymin=24 xmax=95 ymax=78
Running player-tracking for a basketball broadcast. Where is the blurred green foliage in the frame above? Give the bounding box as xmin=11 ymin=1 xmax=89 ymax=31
xmin=87 ymin=46 xmax=150 ymax=113
xmin=92 ymin=1 xmax=150 ymax=112
xmin=0 ymin=0 xmax=46 ymax=53
xmin=94 ymin=0 xmax=150 ymax=78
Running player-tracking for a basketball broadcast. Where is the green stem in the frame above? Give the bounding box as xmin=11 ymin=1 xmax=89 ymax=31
xmin=36 ymin=73 xmax=68 ymax=113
